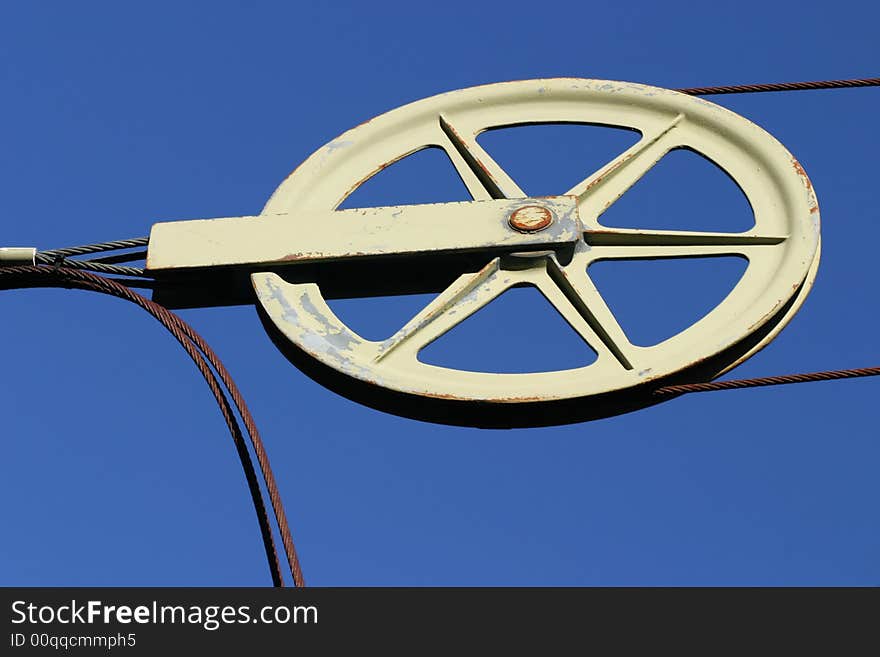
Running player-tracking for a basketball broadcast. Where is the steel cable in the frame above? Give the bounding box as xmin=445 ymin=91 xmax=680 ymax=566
xmin=668 ymin=77 xmax=880 ymax=392
xmin=0 ymin=264 xmax=304 ymax=588
xmin=38 ymin=237 xmax=149 ymax=259
xmin=653 ymin=365 xmax=880 ymax=397
xmin=677 ymin=77 xmax=880 ymax=96
xmin=33 ymin=253 xmax=146 ymax=276
xmin=35 ymin=237 xmax=150 ymax=277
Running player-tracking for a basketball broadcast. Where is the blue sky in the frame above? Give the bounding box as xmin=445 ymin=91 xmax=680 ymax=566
xmin=0 ymin=1 xmax=877 ymax=585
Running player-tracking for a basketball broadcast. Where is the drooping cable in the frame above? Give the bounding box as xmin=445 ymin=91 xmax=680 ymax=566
xmin=0 ymin=264 xmax=304 ymax=588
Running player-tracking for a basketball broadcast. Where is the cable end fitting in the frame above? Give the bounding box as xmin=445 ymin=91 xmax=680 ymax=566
xmin=0 ymin=247 xmax=36 ymax=265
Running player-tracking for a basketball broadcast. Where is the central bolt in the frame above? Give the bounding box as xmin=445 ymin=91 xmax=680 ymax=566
xmin=508 ymin=205 xmax=554 ymax=233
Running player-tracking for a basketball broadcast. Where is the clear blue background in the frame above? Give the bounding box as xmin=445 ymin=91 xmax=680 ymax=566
xmin=1 ymin=1 xmax=877 ymax=586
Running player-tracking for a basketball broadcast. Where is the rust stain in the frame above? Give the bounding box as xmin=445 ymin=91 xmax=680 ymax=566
xmin=791 ymin=158 xmax=819 ymax=214
xmin=790 ymin=158 xmax=812 ymax=190
xmin=421 ymin=392 xmax=546 ymax=403
xmin=748 ymin=299 xmax=784 ymax=332
xmin=474 ymin=157 xmax=499 ymax=183
xmin=509 ymin=206 xmax=553 ymax=233
xmin=497 ymin=395 xmax=544 ymax=403
xmin=281 ymin=248 xmax=376 ymax=262
xmin=421 ymin=390 xmax=467 ymax=401
xmin=444 ymin=119 xmax=498 ymax=182
xmin=343 ymin=159 xmax=394 ymax=201
xmin=585 ymin=154 xmax=630 ymax=192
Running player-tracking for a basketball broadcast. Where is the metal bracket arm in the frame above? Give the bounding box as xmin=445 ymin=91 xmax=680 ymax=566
xmin=146 ymin=196 xmax=581 ymax=274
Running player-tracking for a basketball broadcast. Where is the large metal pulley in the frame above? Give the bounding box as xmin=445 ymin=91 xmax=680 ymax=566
xmin=146 ymin=79 xmax=821 ymax=427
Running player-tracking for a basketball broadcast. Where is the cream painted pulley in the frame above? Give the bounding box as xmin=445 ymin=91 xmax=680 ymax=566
xmin=147 ymin=79 xmax=820 ymax=427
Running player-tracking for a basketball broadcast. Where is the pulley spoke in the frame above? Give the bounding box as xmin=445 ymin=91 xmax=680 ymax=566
xmin=584 ymin=228 xmax=787 ymax=258
xmin=588 ymin=245 xmax=772 ymax=260
xmin=438 ymin=114 xmax=527 ymax=200
xmin=585 ymin=229 xmax=785 ymax=247
xmin=540 ymin=256 xmax=635 ymax=369
xmin=566 ymin=113 xmax=684 ymax=216
xmin=374 ymin=258 xmax=511 ymax=362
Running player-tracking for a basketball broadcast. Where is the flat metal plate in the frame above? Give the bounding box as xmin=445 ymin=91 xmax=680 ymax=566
xmin=147 ymin=197 xmax=581 ymax=272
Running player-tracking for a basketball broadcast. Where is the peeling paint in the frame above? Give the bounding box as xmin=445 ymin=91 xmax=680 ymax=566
xmin=326 ymin=140 xmax=354 ymax=153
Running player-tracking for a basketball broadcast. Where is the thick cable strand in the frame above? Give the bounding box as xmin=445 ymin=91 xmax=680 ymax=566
xmin=0 ymin=265 xmax=303 ymax=586
xmin=39 ymin=237 xmax=149 ymax=259
xmin=0 ymin=265 xmax=287 ymax=585
xmin=0 ymin=265 xmax=284 ymax=585
xmin=87 ymin=250 xmax=148 ymax=265
xmin=653 ymin=365 xmax=880 ymax=397
xmin=61 ymin=268 xmax=305 ymax=586
xmin=160 ymin=293 xmax=306 ymax=587
xmin=34 ymin=253 xmax=146 ymax=277
xmin=676 ymin=77 xmax=880 ymax=96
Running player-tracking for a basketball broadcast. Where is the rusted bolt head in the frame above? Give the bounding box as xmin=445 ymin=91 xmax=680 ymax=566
xmin=508 ymin=205 xmax=554 ymax=233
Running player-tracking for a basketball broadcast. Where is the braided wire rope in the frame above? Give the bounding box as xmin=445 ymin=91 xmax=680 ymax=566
xmin=33 ymin=253 xmax=146 ymax=276
xmin=38 ymin=237 xmax=149 ymax=258
xmin=35 ymin=238 xmax=149 ymax=276
xmin=677 ymin=76 xmax=880 ymax=96
xmin=654 ymin=366 xmax=880 ymax=397
xmin=0 ymin=264 xmax=304 ymax=588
